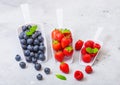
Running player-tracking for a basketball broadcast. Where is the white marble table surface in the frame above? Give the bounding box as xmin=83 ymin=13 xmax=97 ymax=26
xmin=0 ymin=0 xmax=120 ymax=85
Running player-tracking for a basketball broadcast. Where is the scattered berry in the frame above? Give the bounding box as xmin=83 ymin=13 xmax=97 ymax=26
xmin=44 ymin=67 xmax=51 ymax=74
xmin=75 ymin=40 xmax=84 ymax=50
xmin=36 ymin=74 xmax=43 ymax=80
xmin=15 ymin=54 xmax=21 ymax=61
xmin=85 ymin=65 xmax=93 ymax=74
xmin=34 ymin=63 xmax=41 ymax=71
xmin=19 ymin=62 xmax=26 ymax=69
xmin=60 ymin=62 xmax=69 ymax=74
xmin=74 ymin=70 xmax=84 ymax=80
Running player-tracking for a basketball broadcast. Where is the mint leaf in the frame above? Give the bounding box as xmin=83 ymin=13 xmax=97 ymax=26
xmin=26 ymin=25 xmax=37 ymax=36
xmin=93 ymin=48 xmax=99 ymax=53
xmin=56 ymin=74 xmax=67 ymax=80
xmin=86 ymin=47 xmax=93 ymax=54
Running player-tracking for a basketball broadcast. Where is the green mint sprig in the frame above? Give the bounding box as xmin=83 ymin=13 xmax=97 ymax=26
xmin=86 ymin=47 xmax=99 ymax=54
xmin=26 ymin=25 xmax=37 ymax=36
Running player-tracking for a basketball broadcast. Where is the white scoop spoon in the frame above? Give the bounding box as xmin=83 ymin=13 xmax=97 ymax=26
xmin=79 ymin=27 xmax=104 ymax=66
xmin=18 ymin=3 xmax=48 ymax=62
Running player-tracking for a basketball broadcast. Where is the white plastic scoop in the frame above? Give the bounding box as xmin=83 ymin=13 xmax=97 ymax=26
xmin=79 ymin=27 xmax=104 ymax=66
xmin=18 ymin=3 xmax=48 ymax=62
xmin=51 ymin=8 xmax=74 ymax=64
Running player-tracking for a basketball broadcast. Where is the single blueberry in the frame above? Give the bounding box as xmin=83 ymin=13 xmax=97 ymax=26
xmin=23 ymin=34 xmax=29 ymax=39
xmin=25 ymin=57 xmax=32 ymax=63
xmin=34 ymin=63 xmax=41 ymax=71
xmin=32 ymin=57 xmax=37 ymax=63
xmin=36 ymin=74 xmax=43 ymax=80
xmin=39 ymin=54 xmax=45 ymax=61
xmin=20 ymin=39 xmax=26 ymax=45
xmin=34 ymin=53 xmax=39 ymax=59
xmin=21 ymin=44 xmax=27 ymax=50
xmin=22 ymin=25 xmax=27 ymax=31
xmin=19 ymin=32 xmax=24 ymax=39
xmin=38 ymin=50 xmax=43 ymax=55
xmin=32 ymin=33 xmax=38 ymax=39
xmin=33 ymin=45 xmax=39 ymax=52
xmin=19 ymin=62 xmax=26 ymax=69
xmin=39 ymin=45 xmax=45 ymax=52
xmin=27 ymin=25 xmax=32 ymax=29
xmin=30 ymin=52 xmax=35 ymax=57
xmin=15 ymin=54 xmax=21 ymax=61
xmin=24 ymin=50 xmax=30 ymax=56
xmin=34 ymin=39 xmax=39 ymax=45
xmin=27 ymin=45 xmax=33 ymax=51
xmin=38 ymin=36 xmax=44 ymax=42
xmin=39 ymin=42 xmax=44 ymax=46
xmin=44 ymin=67 xmax=50 ymax=74
xmin=27 ymin=38 xmax=33 ymax=45
xmin=35 ymin=31 xmax=41 ymax=36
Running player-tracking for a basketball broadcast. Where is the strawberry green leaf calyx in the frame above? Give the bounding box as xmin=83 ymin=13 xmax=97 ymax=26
xmin=66 ymin=46 xmax=73 ymax=52
xmin=53 ymin=40 xmax=59 ymax=44
xmin=26 ymin=25 xmax=37 ymax=36
xmin=56 ymin=74 xmax=67 ymax=80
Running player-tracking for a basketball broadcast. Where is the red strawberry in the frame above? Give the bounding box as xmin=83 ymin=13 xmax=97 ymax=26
xmin=56 ymin=32 xmax=64 ymax=42
xmin=60 ymin=62 xmax=69 ymax=74
xmin=81 ymin=47 xmax=87 ymax=55
xmin=61 ymin=37 xmax=72 ymax=48
xmin=55 ymin=51 xmax=64 ymax=62
xmin=85 ymin=40 xmax=94 ymax=48
xmin=74 ymin=70 xmax=84 ymax=80
xmin=82 ymin=54 xmax=92 ymax=63
xmin=52 ymin=29 xmax=60 ymax=40
xmin=52 ymin=40 xmax=61 ymax=51
xmin=75 ymin=40 xmax=84 ymax=50
xmin=90 ymin=53 xmax=97 ymax=58
xmin=63 ymin=46 xmax=73 ymax=56
xmin=85 ymin=65 xmax=93 ymax=74
xmin=94 ymin=43 xmax=101 ymax=49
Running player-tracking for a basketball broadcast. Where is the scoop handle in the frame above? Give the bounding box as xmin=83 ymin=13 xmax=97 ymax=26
xmin=94 ymin=27 xmax=104 ymax=40
xmin=56 ymin=8 xmax=63 ymax=28
xmin=20 ymin=4 xmax=31 ymax=24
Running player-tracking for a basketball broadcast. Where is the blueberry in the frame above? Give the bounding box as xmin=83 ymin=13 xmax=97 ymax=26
xmin=15 ymin=54 xmax=21 ymax=61
xmin=39 ymin=45 xmax=45 ymax=52
xmin=32 ymin=57 xmax=37 ymax=63
xmin=21 ymin=44 xmax=27 ymax=50
xmin=44 ymin=67 xmax=50 ymax=74
xmin=23 ymin=34 xmax=29 ymax=39
xmin=33 ymin=45 xmax=39 ymax=52
xmin=36 ymin=74 xmax=43 ymax=80
xmin=24 ymin=50 xmax=30 ymax=56
xmin=39 ymin=54 xmax=45 ymax=61
xmin=38 ymin=36 xmax=44 ymax=42
xmin=27 ymin=45 xmax=33 ymax=51
xmin=39 ymin=42 xmax=44 ymax=46
xmin=19 ymin=62 xmax=26 ymax=69
xmin=27 ymin=38 xmax=33 ymax=44
xmin=20 ymin=39 xmax=26 ymax=45
xmin=35 ymin=31 xmax=41 ymax=36
xmin=27 ymin=25 xmax=32 ymax=29
xmin=25 ymin=57 xmax=32 ymax=63
xmin=19 ymin=32 xmax=24 ymax=39
xmin=34 ymin=63 xmax=41 ymax=71
xmin=32 ymin=34 xmax=38 ymax=39
xmin=30 ymin=52 xmax=35 ymax=57
xmin=34 ymin=39 xmax=39 ymax=45
xmin=22 ymin=25 xmax=27 ymax=31
xmin=34 ymin=53 xmax=39 ymax=59
xmin=38 ymin=50 xmax=43 ymax=55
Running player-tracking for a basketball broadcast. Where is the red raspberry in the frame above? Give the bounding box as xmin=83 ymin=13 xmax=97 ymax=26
xmin=74 ymin=70 xmax=84 ymax=80
xmin=82 ymin=54 xmax=92 ymax=63
xmin=90 ymin=53 xmax=97 ymax=58
xmin=94 ymin=43 xmax=101 ymax=49
xmin=81 ymin=47 xmax=87 ymax=55
xmin=85 ymin=40 xmax=94 ymax=48
xmin=85 ymin=65 xmax=93 ymax=74
xmin=75 ymin=40 xmax=84 ymax=50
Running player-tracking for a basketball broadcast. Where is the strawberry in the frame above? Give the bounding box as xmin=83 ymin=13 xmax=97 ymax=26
xmin=51 ymin=29 xmax=60 ymax=40
xmin=56 ymin=32 xmax=64 ymax=42
xmin=61 ymin=37 xmax=72 ymax=48
xmin=81 ymin=47 xmax=87 ymax=55
xmin=85 ymin=65 xmax=93 ymax=74
xmin=74 ymin=70 xmax=84 ymax=80
xmin=55 ymin=51 xmax=64 ymax=62
xmin=52 ymin=40 xmax=61 ymax=51
xmin=82 ymin=54 xmax=92 ymax=63
xmin=94 ymin=43 xmax=101 ymax=49
xmin=85 ymin=40 xmax=94 ymax=48
xmin=63 ymin=46 xmax=73 ymax=56
xmin=75 ymin=40 xmax=84 ymax=50
xmin=60 ymin=62 xmax=69 ymax=74
xmin=60 ymin=29 xmax=72 ymax=37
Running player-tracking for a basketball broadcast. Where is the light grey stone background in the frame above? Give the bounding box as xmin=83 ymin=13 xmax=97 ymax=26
xmin=0 ymin=0 xmax=120 ymax=85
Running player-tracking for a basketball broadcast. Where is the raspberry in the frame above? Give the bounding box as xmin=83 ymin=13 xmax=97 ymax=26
xmin=85 ymin=65 xmax=93 ymax=74
xmin=75 ymin=40 xmax=84 ymax=50
xmin=94 ymin=43 xmax=101 ymax=49
xmin=82 ymin=54 xmax=92 ymax=63
xmin=74 ymin=70 xmax=84 ymax=80
xmin=85 ymin=40 xmax=94 ymax=48
xmin=81 ymin=47 xmax=87 ymax=55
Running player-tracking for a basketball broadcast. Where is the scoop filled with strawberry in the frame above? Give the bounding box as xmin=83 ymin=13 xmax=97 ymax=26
xmin=51 ymin=29 xmax=74 ymax=63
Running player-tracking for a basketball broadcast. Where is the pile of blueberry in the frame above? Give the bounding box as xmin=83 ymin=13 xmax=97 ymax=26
xmin=15 ymin=24 xmax=51 ymax=80
xmin=19 ymin=24 xmax=46 ymax=62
